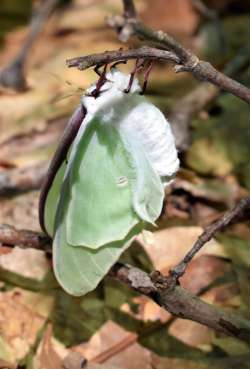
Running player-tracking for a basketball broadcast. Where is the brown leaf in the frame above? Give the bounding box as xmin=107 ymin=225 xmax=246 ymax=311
xmin=141 ymin=0 xmax=200 ymax=37
xmin=169 ymin=320 xmax=213 ymax=350
xmin=62 ymin=352 xmax=87 ymax=369
xmin=137 ymin=227 xmax=226 ymax=273
xmin=34 ymin=324 xmax=67 ymax=369
xmin=0 ymin=247 xmax=50 ymax=280
xmin=73 ymin=321 xmax=152 ymax=369
xmin=121 ymin=296 xmax=171 ymax=323
xmin=173 ymin=172 xmax=239 ymax=206
xmin=0 ymin=359 xmax=16 ymax=369
xmin=151 ymin=353 xmax=208 ymax=369
xmin=0 ymin=289 xmax=54 ymax=364
xmin=0 ymin=1 xmax=124 ymax=147
xmin=0 ymin=191 xmax=40 ymax=231
xmin=202 ymin=283 xmax=240 ymax=307
xmin=181 ymin=254 xmax=231 ymax=294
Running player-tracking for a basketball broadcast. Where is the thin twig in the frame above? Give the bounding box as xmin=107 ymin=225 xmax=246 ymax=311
xmin=106 ymin=0 xmax=250 ymax=104
xmin=66 ymin=47 xmax=179 ymax=70
xmin=62 ymin=333 xmax=138 ymax=369
xmin=0 ymin=224 xmax=51 ymax=254
xmin=191 ymin=0 xmax=227 ymax=51
xmin=91 ymin=332 xmax=138 ymax=363
xmin=192 ymin=0 xmax=218 ymax=21
xmin=123 ymin=0 xmax=137 ymax=19
xmin=171 ymin=196 xmax=250 ymax=280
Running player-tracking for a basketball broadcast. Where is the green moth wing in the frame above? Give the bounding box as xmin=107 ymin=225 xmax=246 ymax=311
xmin=65 ymin=93 xmax=165 ymax=249
xmin=39 ymin=70 xmax=179 ymax=296
xmin=66 ymin=118 xmax=140 ymax=248
xmin=53 ymin=175 xmax=142 ymax=296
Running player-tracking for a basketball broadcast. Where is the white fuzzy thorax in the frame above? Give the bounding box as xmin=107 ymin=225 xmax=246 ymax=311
xmin=81 ymin=69 xmax=179 ymax=180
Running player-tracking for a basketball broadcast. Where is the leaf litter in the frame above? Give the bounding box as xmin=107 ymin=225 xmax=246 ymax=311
xmin=0 ymin=0 xmax=250 ymax=368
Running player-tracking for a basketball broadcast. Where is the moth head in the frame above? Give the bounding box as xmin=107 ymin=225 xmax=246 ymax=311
xmin=88 ymin=69 xmax=140 ymax=95
xmin=108 ymin=68 xmax=141 ymax=93
xmin=82 ymin=69 xmax=141 ymax=118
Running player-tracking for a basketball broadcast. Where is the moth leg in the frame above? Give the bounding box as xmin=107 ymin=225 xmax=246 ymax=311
xmin=124 ymin=59 xmax=144 ymax=93
xmin=110 ymin=60 xmax=127 ymax=70
xmin=140 ymin=61 xmax=154 ymax=95
xmin=91 ymin=64 xmax=108 ymax=98
xmin=94 ymin=64 xmax=103 ymax=77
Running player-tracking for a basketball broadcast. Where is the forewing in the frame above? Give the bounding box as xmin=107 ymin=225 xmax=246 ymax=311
xmin=66 ymin=118 xmax=140 ymax=248
xmin=53 ymin=176 xmax=141 ymax=296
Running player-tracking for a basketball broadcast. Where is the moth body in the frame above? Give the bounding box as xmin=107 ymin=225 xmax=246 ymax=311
xmin=80 ymin=69 xmax=179 ymax=181
xmin=42 ymin=69 xmax=179 ymax=296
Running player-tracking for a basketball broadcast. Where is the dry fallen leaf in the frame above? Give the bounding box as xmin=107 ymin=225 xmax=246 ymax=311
xmin=0 ymin=247 xmax=50 ymax=280
xmin=121 ymin=296 xmax=171 ymax=323
xmin=169 ymin=320 xmax=213 ymax=350
xmin=141 ymin=0 xmax=200 ymax=37
xmin=180 ymin=254 xmax=231 ymax=294
xmin=137 ymin=226 xmax=227 ymax=273
xmin=33 ymin=324 xmax=68 ymax=369
xmin=73 ymin=321 xmax=152 ymax=369
xmin=0 ymin=191 xmax=40 ymax=231
xmin=202 ymin=283 xmax=240 ymax=307
xmin=0 ymin=0 xmax=125 ymax=146
xmin=151 ymin=353 xmax=208 ymax=369
xmin=0 ymin=288 xmax=54 ymax=364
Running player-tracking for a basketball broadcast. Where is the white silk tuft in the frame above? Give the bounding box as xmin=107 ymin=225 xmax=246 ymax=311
xmin=80 ymin=69 xmax=179 ymax=182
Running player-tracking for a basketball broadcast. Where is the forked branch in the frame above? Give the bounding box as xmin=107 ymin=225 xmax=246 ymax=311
xmin=104 ymin=0 xmax=250 ymax=104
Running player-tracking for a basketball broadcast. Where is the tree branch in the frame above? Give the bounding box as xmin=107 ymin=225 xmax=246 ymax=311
xmin=122 ymin=0 xmax=137 ymax=19
xmin=106 ymin=0 xmax=250 ymax=104
xmin=1 ymin=196 xmax=250 ymax=343
xmin=111 ymin=264 xmax=250 ymax=343
xmin=66 ymin=47 xmax=179 ymax=70
xmin=0 ymin=224 xmax=51 ymax=253
xmin=191 ymin=0 xmax=218 ymax=21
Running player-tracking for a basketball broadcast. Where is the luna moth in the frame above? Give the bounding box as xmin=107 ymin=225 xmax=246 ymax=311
xmin=39 ymin=68 xmax=179 ymax=296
